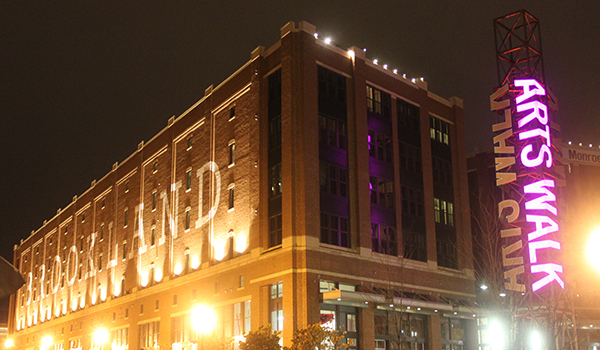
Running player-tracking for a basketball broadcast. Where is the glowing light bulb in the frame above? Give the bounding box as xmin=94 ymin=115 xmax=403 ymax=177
xmin=324 ymin=37 xmax=331 ymax=45
xmin=373 ymin=59 xmax=378 ymax=65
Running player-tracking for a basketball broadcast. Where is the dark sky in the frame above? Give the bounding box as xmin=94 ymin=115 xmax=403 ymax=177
xmin=2 ymin=1 xmax=599 ymax=264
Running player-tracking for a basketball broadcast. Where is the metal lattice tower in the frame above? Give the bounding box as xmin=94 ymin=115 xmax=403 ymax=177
xmin=494 ymin=10 xmax=545 ymax=89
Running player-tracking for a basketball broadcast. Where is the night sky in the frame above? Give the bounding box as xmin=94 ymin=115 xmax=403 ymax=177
xmin=2 ymin=2 xmax=599 ymax=266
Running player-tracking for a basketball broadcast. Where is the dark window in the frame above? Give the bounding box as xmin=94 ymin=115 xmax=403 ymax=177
xmin=430 ymin=116 xmax=450 ymax=145
xmin=154 ymin=161 xmax=158 ymax=172
xmin=100 ymin=224 xmax=104 ymax=240
xmin=369 ymin=177 xmax=394 ymax=209
xmin=124 ymin=208 xmax=129 ymax=227
xmin=371 ymin=223 xmax=397 ymax=255
xmin=229 ymin=107 xmax=236 ymax=120
xmin=404 ymin=232 xmax=427 ymax=262
xmin=320 ymin=212 xmax=349 ymax=248
xmin=437 ymin=240 xmax=458 ymax=269
xmin=399 ymin=142 xmax=422 ymax=173
xmin=269 ymin=214 xmax=282 ymax=247
xmin=401 ymin=186 xmax=424 ymax=217
xmin=152 ymin=191 xmax=157 ymax=210
xmin=122 ymin=242 xmax=127 ymax=260
xmin=228 ymin=187 xmax=234 ymax=210
xmin=151 ymin=228 xmax=156 ymax=247
xmin=368 ymin=130 xmax=392 ymax=162
xmin=320 ymin=162 xmax=347 ymax=197
xmin=185 ymin=210 xmax=191 ymax=230
xmin=318 ymin=66 xmax=346 ymax=103
xmin=397 ymin=99 xmax=420 ymax=132
xmin=269 ymin=164 xmax=282 ymax=197
xmin=186 ymin=170 xmax=192 ymax=190
xmin=366 ymin=85 xmax=391 ymax=119
xmin=269 ymin=117 xmax=282 ymax=148
xmin=319 ymin=115 xmax=347 ymax=149
xmin=187 ymin=137 xmax=193 ymax=149
xmin=432 ymin=156 xmax=453 ymax=185
xmin=229 ymin=142 xmax=235 ymax=165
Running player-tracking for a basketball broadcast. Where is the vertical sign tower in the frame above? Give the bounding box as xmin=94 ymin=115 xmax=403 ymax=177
xmin=490 ymin=10 xmax=564 ymax=295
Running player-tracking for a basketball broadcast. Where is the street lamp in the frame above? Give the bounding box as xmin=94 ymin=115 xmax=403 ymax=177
xmin=4 ymin=339 xmax=14 ymax=348
xmin=586 ymin=228 xmax=600 ymax=272
xmin=489 ymin=320 xmax=504 ymax=350
xmin=191 ymin=305 xmax=216 ymax=334
xmin=94 ymin=328 xmax=109 ymax=345
xmin=531 ymin=330 xmax=543 ymax=350
xmin=41 ymin=336 xmax=53 ymax=350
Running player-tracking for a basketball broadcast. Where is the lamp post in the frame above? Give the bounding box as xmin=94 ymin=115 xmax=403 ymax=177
xmin=191 ymin=305 xmax=216 ymax=350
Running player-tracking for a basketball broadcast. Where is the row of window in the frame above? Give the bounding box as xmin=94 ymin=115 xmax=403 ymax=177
xmin=370 ymin=177 xmax=394 ymax=209
xmin=368 ymin=130 xmax=393 ymax=163
xmin=319 ymin=114 xmax=347 ymax=149
xmin=320 ymin=162 xmax=348 ymax=197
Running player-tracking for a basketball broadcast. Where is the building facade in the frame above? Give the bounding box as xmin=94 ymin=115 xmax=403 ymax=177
xmin=8 ymin=21 xmax=476 ymax=350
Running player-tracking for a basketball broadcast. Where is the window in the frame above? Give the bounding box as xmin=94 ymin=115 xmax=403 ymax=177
xmin=229 ymin=141 xmax=235 ymax=165
xmin=232 ymin=301 xmax=252 ymax=337
xmin=369 ymin=177 xmax=394 ymax=209
xmin=125 ymin=181 xmax=130 ymax=193
xmin=269 ymin=213 xmax=282 ymax=247
xmin=239 ymin=275 xmax=245 ymax=288
xmin=269 ymin=164 xmax=282 ymax=197
xmin=269 ymin=117 xmax=282 ymax=148
xmin=434 ymin=198 xmax=454 ymax=226
xmin=173 ymin=294 xmax=177 ymax=306
xmin=270 ymin=282 xmax=283 ymax=332
xmin=399 ymin=142 xmax=422 ymax=173
xmin=228 ymin=186 xmax=235 ymax=210
xmin=187 ymin=137 xmax=193 ymax=149
xmin=100 ymin=223 xmax=104 ymax=241
xmin=122 ymin=241 xmax=127 ymax=260
xmin=320 ymin=162 xmax=347 ymax=197
xmin=229 ymin=106 xmax=236 ymax=120
xmin=441 ymin=317 xmax=465 ymax=350
xmin=78 ymin=263 xmax=82 ymax=280
xmin=368 ymin=130 xmax=392 ymax=162
xmin=111 ymin=328 xmax=129 ymax=349
xmin=124 ymin=208 xmax=129 ymax=227
xmin=140 ymin=304 xmax=144 ymax=314
xmin=101 ymin=199 xmax=106 ymax=209
xmin=430 ymin=116 xmax=450 ymax=145
xmin=81 ymin=213 xmax=85 ymax=222
xmin=80 ymin=236 xmax=84 ymax=252
xmin=437 ymin=240 xmax=458 ymax=269
xmin=366 ymin=85 xmax=391 ymax=119
xmin=186 ymin=169 xmax=192 ymax=190
xmin=151 ymin=227 xmax=156 ymax=247
xmin=153 ymin=161 xmax=158 ymax=173
xmin=433 ymin=156 xmax=452 ymax=185
xmin=397 ymin=99 xmax=420 ymax=132
xmin=318 ymin=65 xmax=346 ymax=103
xmin=401 ymin=186 xmax=424 ymax=217
xmin=320 ymin=212 xmax=349 ymax=248
xmin=155 ymin=300 xmax=159 ymax=311
xmin=138 ymin=321 xmax=159 ymax=349
xmin=404 ymin=232 xmax=427 ymax=262
xmin=319 ymin=115 xmax=347 ymax=149
xmin=185 ymin=209 xmax=191 ymax=231
xmin=98 ymin=255 xmax=102 ymax=272
xmin=371 ymin=223 xmax=397 ymax=255
xmin=152 ymin=191 xmax=157 ymax=210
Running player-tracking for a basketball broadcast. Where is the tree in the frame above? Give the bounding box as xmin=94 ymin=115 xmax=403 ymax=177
xmin=239 ymin=325 xmax=281 ymax=350
xmin=286 ymin=323 xmax=348 ymax=350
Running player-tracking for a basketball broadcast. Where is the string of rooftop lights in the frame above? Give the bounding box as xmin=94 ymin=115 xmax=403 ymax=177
xmin=567 ymin=141 xmax=600 ymax=148
xmin=313 ymin=33 xmax=425 ymax=84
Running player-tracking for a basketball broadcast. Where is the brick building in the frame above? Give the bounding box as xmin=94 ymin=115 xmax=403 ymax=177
xmin=8 ymin=21 xmax=476 ymax=350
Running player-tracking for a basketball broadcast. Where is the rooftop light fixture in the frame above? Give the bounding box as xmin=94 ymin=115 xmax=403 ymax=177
xmin=324 ymin=37 xmax=332 ymax=45
xmin=373 ymin=59 xmax=378 ymax=65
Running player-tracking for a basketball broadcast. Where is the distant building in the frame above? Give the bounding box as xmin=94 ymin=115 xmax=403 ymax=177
xmin=8 ymin=21 xmax=475 ymax=350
